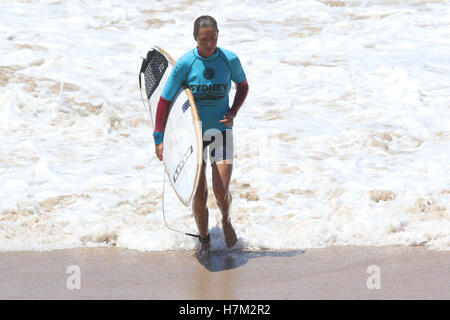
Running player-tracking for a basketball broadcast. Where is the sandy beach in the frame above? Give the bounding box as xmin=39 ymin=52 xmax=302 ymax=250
xmin=0 ymin=246 xmax=448 ymax=300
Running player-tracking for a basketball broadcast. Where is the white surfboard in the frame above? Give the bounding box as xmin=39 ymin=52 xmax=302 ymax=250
xmin=139 ymin=46 xmax=203 ymax=206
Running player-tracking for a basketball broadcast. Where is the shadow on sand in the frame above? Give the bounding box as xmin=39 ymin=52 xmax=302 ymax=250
xmin=193 ymin=227 xmax=305 ymax=272
xmin=195 ymin=248 xmax=305 ymax=273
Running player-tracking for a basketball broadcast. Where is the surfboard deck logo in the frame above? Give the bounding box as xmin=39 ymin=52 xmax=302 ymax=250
xmin=173 ymin=145 xmax=194 ymax=183
xmin=139 ymin=47 xmax=203 ymax=206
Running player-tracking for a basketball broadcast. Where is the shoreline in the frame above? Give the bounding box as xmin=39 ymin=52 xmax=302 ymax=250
xmin=0 ymin=245 xmax=449 ymax=299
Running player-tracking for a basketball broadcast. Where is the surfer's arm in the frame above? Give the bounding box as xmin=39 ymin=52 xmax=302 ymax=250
xmin=220 ymin=79 xmax=248 ymax=128
xmin=229 ymin=78 xmax=249 ymax=117
xmin=153 ymin=96 xmax=171 ymax=145
xmin=153 ymin=60 xmax=189 ymax=145
xmin=153 ymin=97 xmax=167 ymax=160
xmin=227 ymin=53 xmax=247 ymax=117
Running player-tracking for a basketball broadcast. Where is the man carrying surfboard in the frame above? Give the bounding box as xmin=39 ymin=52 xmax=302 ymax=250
xmin=153 ymin=15 xmax=249 ymax=252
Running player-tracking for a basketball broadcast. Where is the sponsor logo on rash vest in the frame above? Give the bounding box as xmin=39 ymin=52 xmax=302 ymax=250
xmin=189 ymin=83 xmax=228 ymax=101
xmin=203 ymin=67 xmax=215 ymax=80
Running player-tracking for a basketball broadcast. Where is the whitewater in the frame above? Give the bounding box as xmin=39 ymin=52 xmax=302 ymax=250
xmin=0 ymin=0 xmax=449 ymax=251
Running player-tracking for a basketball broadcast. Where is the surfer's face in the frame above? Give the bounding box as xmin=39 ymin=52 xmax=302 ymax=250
xmin=196 ymin=27 xmax=218 ymax=58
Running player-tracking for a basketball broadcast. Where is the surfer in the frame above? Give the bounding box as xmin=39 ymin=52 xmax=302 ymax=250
xmin=153 ymin=15 xmax=249 ymax=252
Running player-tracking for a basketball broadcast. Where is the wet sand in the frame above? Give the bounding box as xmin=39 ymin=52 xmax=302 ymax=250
xmin=0 ymin=246 xmax=448 ymax=300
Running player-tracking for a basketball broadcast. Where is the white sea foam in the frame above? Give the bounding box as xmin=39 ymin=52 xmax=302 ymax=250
xmin=0 ymin=0 xmax=449 ymax=251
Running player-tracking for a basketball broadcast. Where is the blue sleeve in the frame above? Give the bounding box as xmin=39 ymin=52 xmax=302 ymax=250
xmin=161 ymin=58 xmax=188 ymax=101
xmin=230 ymin=55 xmax=246 ymax=84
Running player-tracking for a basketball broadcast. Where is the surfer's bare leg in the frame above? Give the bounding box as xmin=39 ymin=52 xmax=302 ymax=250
xmin=193 ymin=163 xmax=209 ymax=242
xmin=212 ymin=161 xmax=237 ymax=248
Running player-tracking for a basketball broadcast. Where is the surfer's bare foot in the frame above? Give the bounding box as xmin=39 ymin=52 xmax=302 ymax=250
xmin=222 ymin=220 xmax=238 ymax=249
xmin=197 ymin=233 xmax=211 ymax=255
xmin=198 ymin=242 xmax=210 ymax=255
xmin=217 ymin=192 xmax=237 ymax=249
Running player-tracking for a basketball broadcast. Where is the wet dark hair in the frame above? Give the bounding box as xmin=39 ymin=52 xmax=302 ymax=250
xmin=193 ymin=15 xmax=219 ymax=40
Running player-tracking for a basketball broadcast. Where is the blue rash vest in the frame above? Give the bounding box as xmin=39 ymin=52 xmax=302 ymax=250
xmin=161 ymin=47 xmax=246 ymax=134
